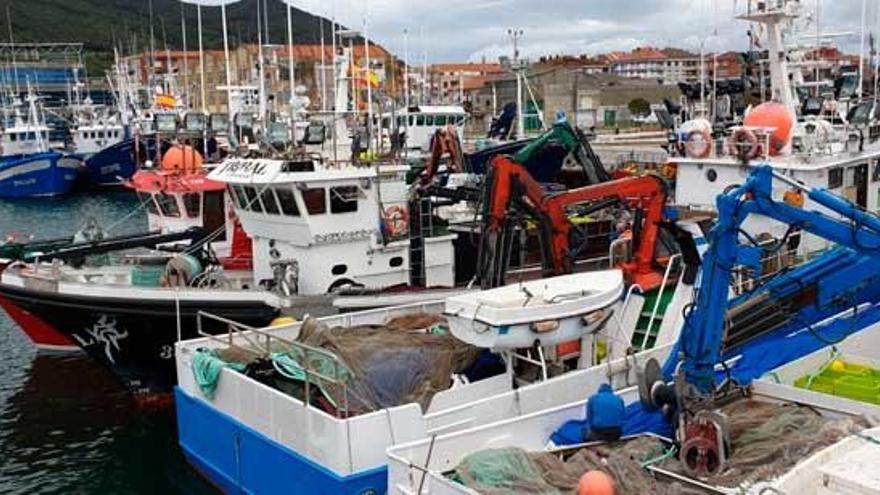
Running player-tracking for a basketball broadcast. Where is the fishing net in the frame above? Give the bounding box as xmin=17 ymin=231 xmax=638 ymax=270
xmin=450 ymin=399 xmax=871 ymax=494
xmin=291 ymin=313 xmax=482 ymax=415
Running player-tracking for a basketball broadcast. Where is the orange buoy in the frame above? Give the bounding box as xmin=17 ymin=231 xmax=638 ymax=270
xmin=743 ymin=102 xmax=794 ymax=156
xmin=578 ymin=470 xmax=616 ymax=495
xmin=161 ymin=144 xmax=204 ymax=172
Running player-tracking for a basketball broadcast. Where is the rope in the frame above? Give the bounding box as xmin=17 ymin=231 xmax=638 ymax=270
xmin=191 ymin=348 xmax=245 ymax=400
xmin=105 ymin=194 xmax=153 ymax=234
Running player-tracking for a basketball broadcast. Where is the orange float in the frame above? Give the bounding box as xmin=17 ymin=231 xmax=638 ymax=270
xmin=743 ymin=102 xmax=794 ymax=156
xmin=578 ymin=470 xmax=616 ymax=495
xmin=161 ymin=145 xmax=204 ymax=172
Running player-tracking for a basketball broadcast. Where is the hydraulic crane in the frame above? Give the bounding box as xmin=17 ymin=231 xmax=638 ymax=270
xmin=477 ymin=153 xmax=669 ymax=290
xmin=420 ymin=121 xmax=610 ymax=187
xmin=639 ymin=164 xmax=880 ymax=477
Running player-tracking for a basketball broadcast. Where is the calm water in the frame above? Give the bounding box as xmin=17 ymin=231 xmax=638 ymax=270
xmin=0 ymin=193 xmax=216 ymax=494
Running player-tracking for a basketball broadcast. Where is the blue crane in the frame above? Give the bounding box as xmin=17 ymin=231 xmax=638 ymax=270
xmin=639 ymin=164 xmax=880 ymax=476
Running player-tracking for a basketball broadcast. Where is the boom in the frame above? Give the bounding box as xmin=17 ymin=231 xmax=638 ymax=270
xmin=479 ymin=154 xmax=668 ymax=289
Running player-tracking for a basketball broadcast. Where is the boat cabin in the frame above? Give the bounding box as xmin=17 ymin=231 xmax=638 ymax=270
xmin=71 ymin=122 xmax=126 ymax=157
xmin=378 ymin=105 xmax=467 ymax=153
xmin=1 ymin=124 xmax=51 ymax=157
xmin=209 ymin=158 xmax=457 ymax=295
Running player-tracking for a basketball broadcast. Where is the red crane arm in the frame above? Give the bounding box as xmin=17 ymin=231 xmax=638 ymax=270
xmin=484 ymin=155 xmax=668 ymax=289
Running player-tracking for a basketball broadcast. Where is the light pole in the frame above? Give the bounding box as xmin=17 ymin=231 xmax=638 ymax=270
xmin=508 ymin=28 xmax=524 ymax=140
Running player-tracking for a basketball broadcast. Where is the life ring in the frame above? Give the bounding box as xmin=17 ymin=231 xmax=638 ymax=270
xmin=383 ymin=205 xmax=409 ymax=238
xmin=727 ymin=127 xmax=760 ymax=161
xmin=685 ymin=129 xmax=712 ymax=159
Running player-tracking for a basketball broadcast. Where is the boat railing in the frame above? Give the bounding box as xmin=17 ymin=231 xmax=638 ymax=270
xmin=640 ymin=253 xmax=682 ymax=351
xmin=195 ymin=310 xmax=355 ymax=418
xmin=729 ymin=231 xmax=826 ymax=295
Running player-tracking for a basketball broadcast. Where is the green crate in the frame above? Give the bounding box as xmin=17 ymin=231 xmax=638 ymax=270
xmin=794 ymin=359 xmax=880 ymax=405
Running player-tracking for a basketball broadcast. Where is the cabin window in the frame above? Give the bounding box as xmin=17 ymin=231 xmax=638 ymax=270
xmin=138 ymin=192 xmax=160 ymax=215
xmin=409 ymin=116 xmax=415 ymax=126
xmin=332 ymin=264 xmax=348 ymax=275
xmin=26 ymin=132 xmax=35 ymax=140
xmin=98 ymin=131 xmax=105 ymax=139
xmin=828 ymin=168 xmax=843 ymax=189
xmin=183 ymin=193 xmax=201 ymax=218
xmin=9 ymin=133 xmax=15 ymax=142
xmin=435 ymin=115 xmax=447 ymax=126
xmin=302 ymin=188 xmax=327 ymax=215
xmin=260 ymin=188 xmax=281 ymax=215
xmin=416 ymin=115 xmax=425 ymax=126
xmin=156 ymin=193 xmax=181 ymax=217
xmin=872 ymin=161 xmax=880 ymax=183
xmin=425 ymin=115 xmax=435 ymax=126
xmin=330 ymin=186 xmax=359 ymax=214
xmin=231 ymin=185 xmax=248 ymax=210
xmin=242 ymin=186 xmax=264 ymax=213
xmin=390 ymin=256 xmax=404 ymax=267
xmin=274 ymin=187 xmax=300 ymax=216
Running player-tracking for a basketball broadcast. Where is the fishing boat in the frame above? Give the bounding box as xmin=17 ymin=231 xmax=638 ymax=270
xmin=0 ymin=90 xmax=80 ymax=198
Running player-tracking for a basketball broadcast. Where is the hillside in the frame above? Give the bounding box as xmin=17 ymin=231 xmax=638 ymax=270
xmin=0 ymin=0 xmax=341 ymax=74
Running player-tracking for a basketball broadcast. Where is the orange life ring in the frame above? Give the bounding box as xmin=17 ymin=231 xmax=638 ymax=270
xmin=727 ymin=128 xmax=760 ymax=161
xmin=384 ymin=205 xmax=409 ymax=238
xmin=685 ymin=129 xmax=712 ymax=159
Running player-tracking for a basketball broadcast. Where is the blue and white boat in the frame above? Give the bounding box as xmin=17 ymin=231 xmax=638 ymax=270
xmin=70 ymin=107 xmax=130 ymax=188
xmin=0 ymin=92 xmax=79 ymax=198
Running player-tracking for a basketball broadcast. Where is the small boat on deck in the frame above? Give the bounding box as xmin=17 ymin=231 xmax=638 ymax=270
xmin=445 ymin=271 xmax=623 ymax=348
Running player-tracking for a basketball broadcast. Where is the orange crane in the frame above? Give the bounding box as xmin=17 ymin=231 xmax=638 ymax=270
xmin=479 ymin=154 xmax=669 ymax=290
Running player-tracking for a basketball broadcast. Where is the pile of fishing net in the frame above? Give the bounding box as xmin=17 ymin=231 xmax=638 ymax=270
xmin=232 ymin=313 xmax=484 ymax=416
xmin=449 ymin=399 xmax=870 ymax=494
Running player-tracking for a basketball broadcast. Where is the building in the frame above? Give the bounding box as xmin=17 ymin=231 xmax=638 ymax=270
xmin=606 ymin=46 xmax=703 ymax=85
xmin=427 ymin=62 xmax=507 ymax=104
xmin=466 ymin=66 xmax=682 ymax=132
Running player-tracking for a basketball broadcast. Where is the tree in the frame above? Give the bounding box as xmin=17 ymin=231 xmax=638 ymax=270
xmin=628 ymin=98 xmax=651 ymax=117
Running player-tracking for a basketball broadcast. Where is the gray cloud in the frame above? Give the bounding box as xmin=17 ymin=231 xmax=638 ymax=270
xmin=319 ymin=0 xmax=875 ymax=63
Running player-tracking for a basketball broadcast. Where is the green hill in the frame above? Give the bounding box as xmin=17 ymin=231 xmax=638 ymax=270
xmin=0 ymin=0 xmax=340 ymax=74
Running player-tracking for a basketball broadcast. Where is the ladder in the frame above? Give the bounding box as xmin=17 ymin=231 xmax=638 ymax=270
xmin=408 ymin=196 xmax=433 ymax=287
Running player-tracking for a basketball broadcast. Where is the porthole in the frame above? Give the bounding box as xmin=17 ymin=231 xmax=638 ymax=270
xmin=389 ymin=257 xmax=404 ymax=268
xmin=332 ymin=264 xmax=348 ymax=275
xmin=706 ymin=168 xmax=717 ymax=182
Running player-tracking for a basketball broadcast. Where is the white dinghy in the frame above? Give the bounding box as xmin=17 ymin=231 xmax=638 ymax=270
xmin=444 ymin=270 xmax=624 ymax=348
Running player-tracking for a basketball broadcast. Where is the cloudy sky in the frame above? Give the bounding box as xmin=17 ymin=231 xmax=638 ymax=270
xmin=296 ymin=0 xmax=876 ymax=63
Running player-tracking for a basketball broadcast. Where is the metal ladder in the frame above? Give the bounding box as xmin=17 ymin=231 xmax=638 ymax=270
xmin=408 ymin=196 xmax=433 ymax=287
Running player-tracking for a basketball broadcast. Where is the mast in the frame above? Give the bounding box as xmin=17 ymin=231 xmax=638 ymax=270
xmin=859 ymin=0 xmax=868 ymax=99
xmin=181 ymin=3 xmax=189 ymax=109
xmin=320 ymin=16 xmax=327 ymax=111
xmin=364 ymin=3 xmax=372 ymax=153
xmin=257 ymin=0 xmax=266 ymax=123
xmin=403 ymin=28 xmax=409 ymax=110
xmin=6 ymin=6 xmax=19 ymax=98
xmin=221 ymin=3 xmax=232 ymax=123
xmin=197 ymin=5 xmax=206 ymax=113
xmin=286 ymin=2 xmax=295 ymax=126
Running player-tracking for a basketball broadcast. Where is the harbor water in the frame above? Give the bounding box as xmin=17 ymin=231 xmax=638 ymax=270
xmin=0 ymin=193 xmax=215 ymax=494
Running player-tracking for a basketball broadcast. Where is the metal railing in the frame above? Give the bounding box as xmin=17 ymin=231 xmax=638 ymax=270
xmin=195 ymin=310 xmax=357 ymax=418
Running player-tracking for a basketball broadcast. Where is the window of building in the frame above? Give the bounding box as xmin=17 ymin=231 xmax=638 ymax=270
xmin=260 ymin=188 xmax=281 ymax=215
xmin=182 ymin=192 xmax=201 ymax=218
xmin=330 ymin=186 xmax=359 ymax=214
xmin=302 ymin=188 xmax=327 ymax=215
xmin=274 ymin=187 xmax=300 ymax=216
xmin=156 ymin=193 xmax=181 ymax=217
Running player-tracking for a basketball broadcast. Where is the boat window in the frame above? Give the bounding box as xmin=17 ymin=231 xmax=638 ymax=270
xmin=274 ymin=187 xmax=300 ymax=216
xmin=26 ymin=132 xmax=35 ymax=140
xmin=183 ymin=192 xmax=201 ymax=218
xmin=389 ymin=256 xmax=404 ymax=267
xmin=242 ymin=186 xmax=264 ymax=213
xmin=156 ymin=193 xmax=181 ymax=217
xmin=828 ymin=168 xmax=843 ymax=189
xmin=409 ymin=115 xmax=415 ymax=126
xmin=302 ymin=188 xmax=326 ymax=215
xmin=872 ymin=161 xmax=880 ymax=183
xmin=435 ymin=115 xmax=447 ymax=126
xmin=138 ymin=192 xmax=160 ymax=215
xmin=332 ymin=264 xmax=348 ymax=275
xmin=231 ymin=185 xmax=249 ymax=210
xmin=330 ymin=186 xmax=359 ymax=214
xmin=416 ymin=115 xmax=425 ymax=126
xmin=425 ymin=115 xmax=435 ymax=126
xmin=260 ymin=188 xmax=281 ymax=215
xmin=8 ymin=133 xmax=15 ymax=142
xmin=98 ymin=131 xmax=105 ymax=139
